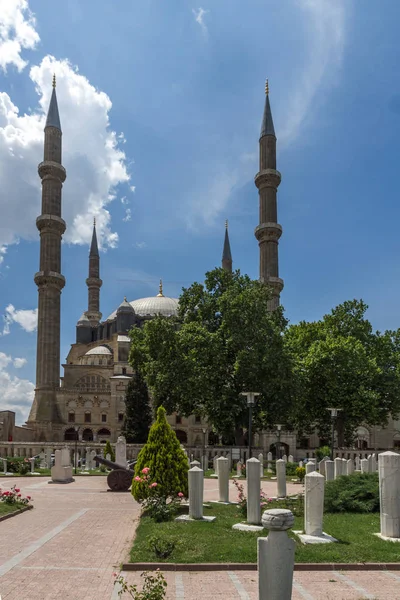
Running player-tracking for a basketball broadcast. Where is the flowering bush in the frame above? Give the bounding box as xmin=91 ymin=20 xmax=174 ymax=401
xmin=114 ymin=570 xmax=167 ymax=599
xmin=232 ymin=479 xmax=272 ymax=518
xmin=136 ymin=468 xmax=184 ymax=522
xmin=295 ymin=466 xmax=306 ymax=483
xmin=0 ymin=485 xmax=32 ymax=506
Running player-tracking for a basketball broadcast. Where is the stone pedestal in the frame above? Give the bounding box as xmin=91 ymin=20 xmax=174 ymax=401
xmin=247 ymin=457 xmax=261 ymax=525
xmin=306 ymin=461 xmax=315 ymax=474
xmin=50 ymin=450 xmax=74 ymax=484
xmin=325 ymin=460 xmax=334 ymax=482
xmin=276 ymin=459 xmax=286 ymax=498
xmin=217 ymin=457 xmax=229 ymax=503
xmin=377 ymin=451 xmax=400 ymax=540
xmin=258 ymin=509 xmax=295 ymax=600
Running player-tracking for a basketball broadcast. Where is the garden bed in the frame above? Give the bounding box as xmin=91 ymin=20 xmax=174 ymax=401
xmin=129 ymin=502 xmax=400 ymax=564
xmin=0 ymin=504 xmax=33 ymax=522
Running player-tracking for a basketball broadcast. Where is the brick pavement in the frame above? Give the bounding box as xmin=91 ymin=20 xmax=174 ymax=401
xmin=0 ymin=476 xmax=398 ymax=599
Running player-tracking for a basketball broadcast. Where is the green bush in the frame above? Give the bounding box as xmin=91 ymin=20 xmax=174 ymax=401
xmin=148 ymin=535 xmax=176 ymax=559
xmin=270 ymin=461 xmax=297 ymax=476
xmin=131 ymin=406 xmax=189 ymax=502
xmin=325 ymin=472 xmax=379 ymax=513
xmin=103 ymin=440 xmax=115 ymax=463
xmin=296 ymin=466 xmax=306 ymax=482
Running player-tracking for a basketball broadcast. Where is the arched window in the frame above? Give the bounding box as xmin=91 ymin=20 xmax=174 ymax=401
xmin=68 ymin=411 xmax=75 ymax=423
xmin=101 ymin=413 xmax=107 ymax=423
xmin=64 ymin=428 xmax=76 ymax=441
xmin=82 ymin=428 xmax=93 ymax=442
xmin=98 ymin=428 xmax=111 ymax=437
xmin=175 ymin=430 xmax=187 ymax=443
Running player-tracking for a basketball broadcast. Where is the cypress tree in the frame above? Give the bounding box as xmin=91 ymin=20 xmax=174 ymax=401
xmin=132 ymin=406 xmax=189 ymax=501
xmin=122 ymin=371 xmax=152 ymax=443
xmin=103 ymin=440 xmax=115 ymax=462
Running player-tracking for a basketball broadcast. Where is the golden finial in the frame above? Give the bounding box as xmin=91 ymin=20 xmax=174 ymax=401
xmin=52 ymin=73 xmax=56 ymax=89
xmin=157 ymin=279 xmax=164 ymax=297
xmin=225 ymin=219 xmax=228 ymax=229
xmin=265 ymin=79 xmax=269 ymax=95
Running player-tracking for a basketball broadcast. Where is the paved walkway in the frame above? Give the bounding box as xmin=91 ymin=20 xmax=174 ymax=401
xmin=0 ymin=476 xmax=397 ymax=599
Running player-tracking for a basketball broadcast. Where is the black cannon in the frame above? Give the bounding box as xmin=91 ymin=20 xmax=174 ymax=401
xmin=94 ymin=455 xmax=136 ymax=492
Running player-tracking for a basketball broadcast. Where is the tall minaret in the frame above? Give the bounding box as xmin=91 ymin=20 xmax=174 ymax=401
xmin=85 ymin=219 xmax=102 ymax=324
xmin=222 ymin=220 xmax=232 ymax=272
xmin=254 ymin=79 xmax=283 ymax=310
xmin=28 ymin=75 xmax=66 ymax=435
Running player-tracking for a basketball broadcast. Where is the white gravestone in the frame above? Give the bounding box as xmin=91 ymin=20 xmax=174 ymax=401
xmin=355 ymin=455 xmax=360 ymax=471
xmin=306 ymin=461 xmax=315 ymax=474
xmin=298 ymin=460 xmax=303 ymax=468
xmin=258 ymin=509 xmax=295 ymax=600
xmin=288 ymin=454 xmax=294 ymax=463
xmin=371 ymin=454 xmax=377 ymax=473
xmin=276 ymin=459 xmax=287 ymax=498
xmin=106 ymin=453 xmax=111 ymax=462
xmin=2 ymin=458 xmax=8 ymax=474
xmin=217 ymin=456 xmax=229 ymax=503
xmin=318 ymin=459 xmax=326 ymax=476
xmin=305 ymin=471 xmax=324 ymax=536
xmin=334 ymin=457 xmax=343 ymax=479
xmin=45 ymin=448 xmax=52 ymax=469
xmin=267 ymin=452 xmax=273 ymax=473
xmin=39 ymin=451 xmax=46 ymax=469
xmin=346 ymin=458 xmax=354 ymax=475
xmin=85 ymin=448 xmax=91 ymax=470
xmin=282 ymin=454 xmax=288 ymax=463
xmin=258 ymin=453 xmax=264 ymax=478
xmin=247 ymin=457 xmax=261 ymax=525
xmin=50 ymin=449 xmax=73 ymax=484
xmin=377 ymin=451 xmax=400 ymax=540
xmin=115 ymin=436 xmax=127 ymax=468
xmin=61 ymin=447 xmax=71 ymax=467
xmin=325 ymin=460 xmax=334 ymax=482
xmin=361 ymin=458 xmax=369 ymax=473
xmin=176 ymin=466 xmax=215 ymax=523
xmin=190 ymin=460 xmax=200 ymax=469
xmin=236 ymin=461 xmax=243 ymax=477
xmin=90 ymin=450 xmax=97 ymax=470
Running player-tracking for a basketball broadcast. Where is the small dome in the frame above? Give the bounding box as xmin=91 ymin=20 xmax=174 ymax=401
xmin=117 ymin=297 xmax=135 ymax=314
xmin=85 ymin=345 xmax=112 ymax=356
xmin=77 ymin=313 xmax=91 ymax=327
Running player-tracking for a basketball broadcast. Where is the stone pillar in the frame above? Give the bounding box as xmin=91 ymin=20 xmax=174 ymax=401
xmin=378 ymin=451 xmax=400 ymax=539
xmin=213 ymin=456 xmax=218 ymax=474
xmin=30 ymin=458 xmax=35 ymax=474
xmin=371 ymin=454 xmax=377 ymax=473
xmin=258 ymin=509 xmax=295 ymax=600
xmin=45 ymin=448 xmax=52 ymax=468
xmin=334 ymin=457 xmax=343 ymax=479
xmin=267 ymin=451 xmax=273 ymax=473
xmin=202 ymin=455 xmax=207 ymax=471
xmin=276 ymin=458 xmax=286 ymax=498
xmin=298 ymin=460 xmax=303 ymax=468
xmin=189 ymin=466 xmax=204 ymax=520
xmin=361 ymin=458 xmax=369 ymax=473
xmin=306 ymin=461 xmax=315 ymax=474
xmin=217 ymin=457 xmax=229 ymax=503
xmin=258 ymin=453 xmax=264 ymax=478
xmin=85 ymin=447 xmax=90 ymax=470
xmin=90 ymin=449 xmax=96 ymax=469
xmin=305 ymin=471 xmax=325 ymax=537
xmin=247 ymin=457 xmax=261 ymax=525
xmin=325 ymin=460 xmax=334 ymax=482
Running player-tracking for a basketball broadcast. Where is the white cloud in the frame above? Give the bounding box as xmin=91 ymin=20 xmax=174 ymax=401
xmin=0 ymin=3 xmax=132 ymax=254
xmin=13 ymin=357 xmax=27 ymax=368
xmin=192 ymin=8 xmax=209 ymax=36
xmin=280 ymin=0 xmax=346 ymax=145
xmin=123 ymin=208 xmax=132 ymax=222
xmin=0 ymin=352 xmax=34 ymax=424
xmin=135 ymin=241 xmax=147 ymax=249
xmin=0 ymin=245 xmax=6 ymax=264
xmin=0 ymin=0 xmax=39 ymax=72
xmin=2 ymin=304 xmax=38 ymax=335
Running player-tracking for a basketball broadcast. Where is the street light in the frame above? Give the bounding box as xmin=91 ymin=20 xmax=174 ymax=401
xmin=241 ymin=392 xmax=260 ymax=460
xmin=74 ymin=425 xmax=80 ymax=475
xmin=275 ymin=424 xmax=283 ymax=460
xmin=202 ymin=428 xmax=207 ymax=471
xmin=326 ymin=408 xmax=342 ymax=460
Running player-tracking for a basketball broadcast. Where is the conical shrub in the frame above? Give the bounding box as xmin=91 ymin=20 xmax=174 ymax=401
xmin=132 ymin=406 xmax=189 ymax=501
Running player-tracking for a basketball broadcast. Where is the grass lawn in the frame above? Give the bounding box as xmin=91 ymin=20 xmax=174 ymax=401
xmin=0 ymin=503 xmax=30 ymax=518
xmin=130 ymin=503 xmax=400 ymax=564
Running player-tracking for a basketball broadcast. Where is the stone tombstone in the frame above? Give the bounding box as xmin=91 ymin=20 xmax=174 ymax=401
xmin=318 ymin=459 xmax=326 ymax=476
xmin=378 ymin=451 xmax=400 ymax=539
xmin=258 ymin=509 xmax=295 ymax=600
xmin=85 ymin=447 xmax=91 ymax=470
xmin=361 ymin=458 xmax=369 ymax=474
xmin=276 ymin=458 xmax=286 ymax=499
xmin=371 ymin=454 xmax=377 ymax=473
xmin=50 ymin=449 xmax=73 ymax=484
xmin=305 ymin=471 xmax=325 ymax=537
xmin=39 ymin=451 xmax=46 ymax=469
xmin=325 ymin=460 xmax=334 ymax=482
xmin=202 ymin=455 xmax=207 ymax=472
xmin=347 ymin=458 xmax=355 ymax=476
xmin=45 ymin=448 xmax=52 ymax=469
xmin=106 ymin=453 xmax=111 ymax=462
xmin=306 ymin=461 xmax=315 ymax=475
xmin=246 ymin=457 xmax=261 ymax=525
xmin=213 ymin=456 xmax=218 ymax=474
xmin=116 ymin=435 xmax=127 ymax=468
xmin=61 ymin=447 xmax=70 ymax=467
xmin=30 ymin=457 xmax=35 ymax=474
xmin=355 ymin=455 xmax=361 ymax=471
xmin=288 ymin=454 xmax=294 ymax=464
xmin=90 ymin=450 xmax=97 ymax=470
xmin=189 ymin=466 xmax=204 ymax=520
xmin=217 ymin=457 xmax=229 ymax=503
xmin=267 ymin=451 xmax=273 ymax=473
xmin=2 ymin=458 xmax=7 ymax=474
xmin=334 ymin=457 xmax=343 ymax=479
xmin=282 ymin=454 xmax=288 ymax=463
xmin=258 ymin=453 xmax=264 ymax=478
xmin=298 ymin=460 xmax=303 ymax=468
xmin=236 ymin=460 xmax=243 ymax=477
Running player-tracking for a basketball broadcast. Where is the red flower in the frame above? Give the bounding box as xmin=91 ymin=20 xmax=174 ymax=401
xmin=14 ymin=488 xmax=20 ymax=493
xmin=17 ymin=494 xmax=21 ymax=497
xmin=27 ymin=496 xmax=31 ymax=500
xmin=178 ymin=492 xmax=184 ymax=498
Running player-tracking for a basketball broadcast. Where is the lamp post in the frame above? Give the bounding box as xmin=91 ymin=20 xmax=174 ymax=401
xmin=202 ymin=428 xmax=207 ymax=471
xmin=241 ymin=392 xmax=260 ymax=460
xmin=326 ymin=408 xmax=342 ymax=460
xmin=275 ymin=424 xmax=283 ymax=460
xmin=74 ymin=425 xmax=80 ymax=475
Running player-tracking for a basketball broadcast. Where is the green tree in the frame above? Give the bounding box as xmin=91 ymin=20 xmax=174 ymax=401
xmin=131 ymin=406 xmax=189 ymax=501
xmin=285 ymin=299 xmax=400 ymax=444
xmin=122 ymin=371 xmax=152 ymax=443
xmin=130 ymin=268 xmax=294 ymax=444
xmin=103 ymin=440 xmax=115 ymax=462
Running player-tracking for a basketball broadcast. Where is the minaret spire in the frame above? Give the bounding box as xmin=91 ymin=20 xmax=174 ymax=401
xmin=222 ymin=220 xmax=232 ymax=272
xmin=254 ymin=79 xmax=283 ymax=310
xmin=85 ymin=219 xmax=102 ymax=324
xmin=28 ymin=78 xmax=66 ymax=437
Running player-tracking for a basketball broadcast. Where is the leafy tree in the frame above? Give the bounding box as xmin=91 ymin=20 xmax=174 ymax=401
xmin=285 ymin=299 xmax=400 ymax=444
xmin=131 ymin=406 xmax=188 ymax=501
xmin=130 ymin=268 xmax=294 ymax=444
xmin=122 ymin=371 xmax=152 ymax=444
xmin=103 ymin=440 xmax=115 ymax=462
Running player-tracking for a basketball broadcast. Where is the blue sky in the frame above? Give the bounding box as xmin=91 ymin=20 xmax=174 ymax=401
xmin=1 ymin=0 xmax=400 ymax=422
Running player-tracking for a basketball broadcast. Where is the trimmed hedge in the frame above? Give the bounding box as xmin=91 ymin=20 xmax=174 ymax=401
xmin=324 ymin=472 xmax=379 ymax=513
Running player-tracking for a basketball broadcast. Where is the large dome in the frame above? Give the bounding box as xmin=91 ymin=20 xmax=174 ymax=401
xmin=106 ymin=285 xmax=179 ymax=320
